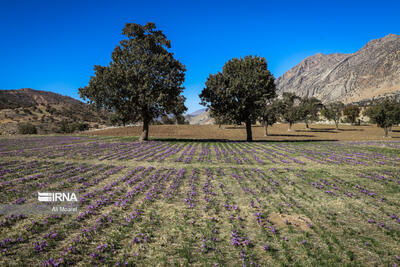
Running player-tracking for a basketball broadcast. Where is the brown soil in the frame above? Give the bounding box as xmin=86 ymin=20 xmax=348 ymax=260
xmin=85 ymin=123 xmax=400 ymax=141
xmin=268 ymin=212 xmax=311 ymax=231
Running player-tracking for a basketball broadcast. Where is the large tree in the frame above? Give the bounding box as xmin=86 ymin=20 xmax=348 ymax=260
xmin=365 ymin=99 xmax=400 ymax=137
xmin=79 ymin=22 xmax=186 ymax=141
xmin=199 ymin=56 xmax=276 ymax=141
xmin=281 ymin=92 xmax=302 ymax=131
xmin=321 ymin=101 xmax=345 ymax=130
xmin=300 ymin=97 xmax=323 ymax=129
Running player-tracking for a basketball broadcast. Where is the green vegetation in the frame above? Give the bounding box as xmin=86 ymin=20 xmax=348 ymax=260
xmin=343 ymin=105 xmax=361 ymax=125
xmin=258 ymin=99 xmax=282 ymax=136
xmin=17 ymin=122 xmax=37 ymax=134
xmin=366 ymin=99 xmax=400 ymax=137
xmin=160 ymin=114 xmax=189 ymax=125
xmin=300 ymin=97 xmax=323 ymax=129
xmin=199 ymin=55 xmax=276 ymax=141
xmin=321 ymin=101 xmax=345 ymax=129
xmin=0 ymin=136 xmax=399 ymax=266
xmin=79 ymin=22 xmax=187 ymax=141
xmin=57 ymin=120 xmax=89 ymax=133
xmin=280 ymin=92 xmax=302 ymax=131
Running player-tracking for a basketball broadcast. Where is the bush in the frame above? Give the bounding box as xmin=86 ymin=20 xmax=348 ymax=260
xmin=22 ymin=108 xmax=32 ymax=115
xmin=150 ymin=120 xmax=163 ymax=125
xmin=58 ymin=121 xmax=89 ymax=133
xmin=75 ymin=122 xmax=89 ymax=132
xmin=161 ymin=115 xmax=176 ymax=125
xmin=17 ymin=123 xmax=37 ymax=134
xmin=45 ymin=106 xmax=56 ymax=114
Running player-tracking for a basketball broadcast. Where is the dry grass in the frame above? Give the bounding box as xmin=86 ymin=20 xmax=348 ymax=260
xmin=86 ymin=123 xmax=400 ymax=141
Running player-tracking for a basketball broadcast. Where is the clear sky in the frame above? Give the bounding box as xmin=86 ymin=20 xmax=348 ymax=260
xmin=1 ymin=0 xmax=399 ymax=114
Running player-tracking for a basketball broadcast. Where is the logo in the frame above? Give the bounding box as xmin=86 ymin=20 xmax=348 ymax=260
xmin=38 ymin=192 xmax=78 ymax=202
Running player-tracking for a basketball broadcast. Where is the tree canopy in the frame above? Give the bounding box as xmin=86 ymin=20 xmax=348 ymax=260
xmin=300 ymin=97 xmax=323 ymax=129
xmin=259 ymin=99 xmax=283 ymax=136
xmin=365 ymin=99 xmax=400 ymax=137
xmin=280 ymin=92 xmax=302 ymax=131
xmin=321 ymin=101 xmax=345 ymax=129
xmin=79 ymin=22 xmax=186 ymax=141
xmin=343 ymin=105 xmax=360 ymax=125
xmin=199 ymin=56 xmax=276 ymax=141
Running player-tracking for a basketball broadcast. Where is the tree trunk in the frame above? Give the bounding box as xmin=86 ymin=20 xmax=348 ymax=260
xmin=218 ymin=123 xmax=221 ymax=129
xmin=245 ymin=119 xmax=252 ymax=142
xmin=264 ymin=124 xmax=268 ymax=136
xmin=140 ymin=119 xmax=149 ymax=141
xmin=288 ymin=122 xmax=293 ymax=131
xmin=384 ymin=126 xmax=389 ymax=138
xmin=305 ymin=121 xmax=309 ymax=129
xmin=335 ymin=121 xmax=339 ymax=130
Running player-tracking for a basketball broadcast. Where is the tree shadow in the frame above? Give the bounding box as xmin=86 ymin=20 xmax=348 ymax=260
xmin=149 ymin=137 xmax=337 ymax=143
xmin=295 ymin=129 xmax=338 ymax=133
xmin=296 ymin=128 xmax=365 ymax=132
xmin=224 ymin=126 xmax=263 ymax=129
xmin=337 ymin=128 xmax=364 ymax=132
xmin=266 ymin=133 xmax=315 ymax=137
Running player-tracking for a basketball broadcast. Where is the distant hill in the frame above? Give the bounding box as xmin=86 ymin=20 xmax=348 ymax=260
xmin=188 ymin=108 xmax=208 ymax=117
xmin=0 ymin=88 xmax=109 ymax=134
xmin=0 ymin=88 xmax=83 ymax=109
xmin=186 ymin=108 xmax=214 ymax=125
xmin=276 ymin=34 xmax=400 ymax=103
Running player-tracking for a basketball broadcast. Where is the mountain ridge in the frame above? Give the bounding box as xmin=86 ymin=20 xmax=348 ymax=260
xmin=0 ymin=88 xmax=83 ymax=109
xmin=276 ymin=34 xmax=400 ymax=103
xmin=188 ymin=108 xmax=208 ymax=117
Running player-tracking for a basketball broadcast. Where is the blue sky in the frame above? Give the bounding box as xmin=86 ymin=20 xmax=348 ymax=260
xmin=1 ymin=0 xmax=399 ymax=114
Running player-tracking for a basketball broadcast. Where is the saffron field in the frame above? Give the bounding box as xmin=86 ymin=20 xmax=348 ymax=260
xmin=0 ymin=136 xmax=399 ymax=266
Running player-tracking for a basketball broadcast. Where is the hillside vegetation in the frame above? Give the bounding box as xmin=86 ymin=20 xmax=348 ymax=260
xmin=0 ymin=89 xmax=109 ymax=134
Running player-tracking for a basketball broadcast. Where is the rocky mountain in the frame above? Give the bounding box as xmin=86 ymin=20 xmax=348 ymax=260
xmin=188 ymin=108 xmax=208 ymax=117
xmin=0 ymin=88 xmax=108 ymax=134
xmin=276 ymin=34 xmax=400 ymax=103
xmin=186 ymin=108 xmax=214 ymax=125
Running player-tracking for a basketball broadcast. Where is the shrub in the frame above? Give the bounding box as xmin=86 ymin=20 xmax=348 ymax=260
xmin=58 ymin=121 xmax=89 ymax=133
xmin=22 ymin=108 xmax=32 ymax=115
xmin=74 ymin=122 xmax=89 ymax=132
xmin=17 ymin=123 xmax=37 ymax=134
xmin=45 ymin=106 xmax=56 ymax=114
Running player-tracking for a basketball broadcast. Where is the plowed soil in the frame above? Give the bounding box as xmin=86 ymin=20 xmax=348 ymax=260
xmin=86 ymin=123 xmax=400 ymax=141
